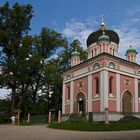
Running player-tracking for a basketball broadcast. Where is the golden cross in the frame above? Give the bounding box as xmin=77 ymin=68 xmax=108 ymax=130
xmin=101 ymin=15 xmax=104 ymax=23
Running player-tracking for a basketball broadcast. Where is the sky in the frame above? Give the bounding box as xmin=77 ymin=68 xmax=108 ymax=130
xmin=1 ymin=0 xmax=140 ymax=96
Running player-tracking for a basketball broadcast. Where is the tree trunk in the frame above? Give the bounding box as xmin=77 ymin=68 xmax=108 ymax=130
xmin=11 ymin=85 xmax=16 ymax=114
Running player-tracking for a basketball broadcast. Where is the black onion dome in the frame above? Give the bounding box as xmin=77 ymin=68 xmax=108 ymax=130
xmin=87 ymin=29 xmax=119 ymax=47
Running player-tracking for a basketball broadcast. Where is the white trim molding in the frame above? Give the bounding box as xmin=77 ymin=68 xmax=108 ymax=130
xmin=100 ymin=70 xmax=108 ymax=111
xmin=116 ymin=73 xmax=120 ymax=112
xmin=134 ymin=78 xmax=138 ymax=112
xmin=62 ymin=83 xmax=66 ymax=114
xmin=70 ymin=81 xmax=74 ymax=114
xmin=88 ymin=74 xmax=92 ymax=112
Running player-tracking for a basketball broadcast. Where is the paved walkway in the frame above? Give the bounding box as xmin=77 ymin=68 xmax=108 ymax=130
xmin=0 ymin=125 xmax=140 ymax=140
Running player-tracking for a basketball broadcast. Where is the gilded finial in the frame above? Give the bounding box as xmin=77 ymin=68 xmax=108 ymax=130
xmin=100 ymin=15 xmax=105 ymax=35
xmin=101 ymin=15 xmax=104 ymax=23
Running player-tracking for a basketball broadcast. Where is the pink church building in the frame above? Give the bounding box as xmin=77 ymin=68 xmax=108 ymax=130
xmin=62 ymin=18 xmax=140 ymax=121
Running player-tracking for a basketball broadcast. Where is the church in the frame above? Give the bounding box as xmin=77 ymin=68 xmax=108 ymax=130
xmin=62 ymin=17 xmax=140 ymax=121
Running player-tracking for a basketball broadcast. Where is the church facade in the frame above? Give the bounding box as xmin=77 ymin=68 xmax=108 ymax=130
xmin=62 ymin=18 xmax=140 ymax=121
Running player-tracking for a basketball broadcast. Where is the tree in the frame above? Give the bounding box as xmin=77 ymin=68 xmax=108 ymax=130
xmin=0 ymin=2 xmax=33 ymax=113
xmin=70 ymin=39 xmax=88 ymax=62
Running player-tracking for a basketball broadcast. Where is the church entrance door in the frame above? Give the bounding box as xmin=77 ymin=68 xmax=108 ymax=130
xmin=76 ymin=93 xmax=85 ymax=114
xmin=122 ymin=91 xmax=132 ymax=115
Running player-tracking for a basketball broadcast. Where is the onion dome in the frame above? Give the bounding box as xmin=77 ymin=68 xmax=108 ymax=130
xmin=87 ymin=16 xmax=119 ymax=47
xmin=71 ymin=49 xmax=80 ymax=56
xmin=126 ymin=45 xmax=137 ymax=54
xmin=98 ymin=34 xmax=110 ymax=41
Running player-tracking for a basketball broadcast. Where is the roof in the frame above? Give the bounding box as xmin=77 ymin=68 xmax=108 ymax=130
xmin=87 ymin=29 xmax=119 ymax=47
xmin=126 ymin=47 xmax=137 ymax=54
xmin=71 ymin=50 xmax=80 ymax=56
xmin=98 ymin=34 xmax=110 ymax=42
xmin=64 ymin=53 xmax=140 ymax=73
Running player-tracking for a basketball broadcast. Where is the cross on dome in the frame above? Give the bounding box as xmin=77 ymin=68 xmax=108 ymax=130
xmin=100 ymin=15 xmax=105 ymax=35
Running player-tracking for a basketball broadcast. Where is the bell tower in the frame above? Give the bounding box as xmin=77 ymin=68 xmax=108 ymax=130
xmin=71 ymin=49 xmax=80 ymax=67
xmin=126 ymin=45 xmax=137 ymax=63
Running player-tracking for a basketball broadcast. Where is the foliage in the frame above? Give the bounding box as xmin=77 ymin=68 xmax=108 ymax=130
xmin=0 ymin=2 xmax=33 ymax=113
xmin=0 ymin=2 xmax=87 ymax=116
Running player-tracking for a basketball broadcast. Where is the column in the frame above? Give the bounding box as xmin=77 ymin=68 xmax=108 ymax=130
xmin=134 ymin=78 xmax=138 ymax=112
xmin=100 ymin=70 xmax=108 ymax=111
xmin=62 ymin=83 xmax=66 ymax=114
xmin=88 ymin=74 xmax=92 ymax=112
xmin=70 ymin=81 xmax=74 ymax=113
xmin=116 ymin=73 xmax=120 ymax=112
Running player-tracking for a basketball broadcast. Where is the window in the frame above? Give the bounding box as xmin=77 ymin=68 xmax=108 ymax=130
xmin=66 ymin=74 xmax=71 ymax=80
xmin=138 ymin=71 xmax=140 ymax=76
xmin=109 ymin=77 xmax=113 ymax=94
xmin=108 ymin=62 xmax=116 ymax=69
xmin=67 ymin=86 xmax=70 ymax=100
xmin=113 ymin=49 xmax=115 ymax=55
xmin=91 ymin=50 xmax=93 ymax=57
xmin=138 ymin=83 xmax=140 ymax=98
xmin=93 ymin=63 xmax=100 ymax=70
xmin=95 ymin=77 xmax=99 ymax=94
xmin=95 ymin=49 xmax=97 ymax=56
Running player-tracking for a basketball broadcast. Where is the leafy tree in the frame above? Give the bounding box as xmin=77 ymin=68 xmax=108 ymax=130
xmin=70 ymin=39 xmax=88 ymax=62
xmin=0 ymin=2 xmax=33 ymax=113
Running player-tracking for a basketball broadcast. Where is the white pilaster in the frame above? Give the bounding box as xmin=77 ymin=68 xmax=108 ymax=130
xmin=100 ymin=70 xmax=108 ymax=111
xmin=116 ymin=73 xmax=120 ymax=112
xmin=134 ymin=78 xmax=138 ymax=112
xmin=62 ymin=83 xmax=66 ymax=114
xmin=88 ymin=74 xmax=92 ymax=112
xmin=101 ymin=45 xmax=103 ymax=53
xmin=104 ymin=70 xmax=108 ymax=109
xmin=70 ymin=81 xmax=74 ymax=113
xmin=100 ymin=71 xmax=104 ymax=111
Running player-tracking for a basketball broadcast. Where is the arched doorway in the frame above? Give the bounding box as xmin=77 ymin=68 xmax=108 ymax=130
xmin=76 ymin=92 xmax=86 ymax=114
xmin=122 ymin=90 xmax=132 ymax=115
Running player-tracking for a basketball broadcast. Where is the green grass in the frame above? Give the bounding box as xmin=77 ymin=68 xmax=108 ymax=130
xmin=48 ymin=120 xmax=140 ymax=131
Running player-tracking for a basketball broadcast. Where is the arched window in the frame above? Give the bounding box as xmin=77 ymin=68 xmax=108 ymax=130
xmin=67 ymin=86 xmax=70 ymax=100
xmin=95 ymin=49 xmax=97 ymax=56
xmin=109 ymin=76 xmax=113 ymax=94
xmin=93 ymin=63 xmax=100 ymax=70
xmin=66 ymin=74 xmax=71 ymax=80
xmin=113 ymin=49 xmax=115 ymax=55
xmin=138 ymin=83 xmax=140 ymax=98
xmin=108 ymin=62 xmax=116 ymax=69
xmin=95 ymin=77 xmax=99 ymax=94
xmin=91 ymin=50 xmax=93 ymax=57
xmin=137 ymin=71 xmax=140 ymax=76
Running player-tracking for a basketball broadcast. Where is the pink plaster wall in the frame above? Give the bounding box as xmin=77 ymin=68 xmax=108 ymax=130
xmin=120 ymin=74 xmax=135 ymax=99
xmin=108 ymin=100 xmax=116 ymax=112
xmin=92 ymin=101 xmax=100 ymax=112
xmin=73 ymin=76 xmax=88 ymax=100
xmin=92 ymin=72 xmax=100 ymax=97
xmin=108 ymin=71 xmax=116 ymax=97
xmin=65 ymin=82 xmax=70 ymax=102
xmin=120 ymin=74 xmax=135 ymax=112
xmin=138 ymin=103 xmax=140 ymax=112
xmin=65 ymin=105 xmax=70 ymax=114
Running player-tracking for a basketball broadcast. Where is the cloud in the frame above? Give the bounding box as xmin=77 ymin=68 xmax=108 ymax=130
xmin=62 ymin=15 xmax=140 ymax=63
xmin=62 ymin=18 xmax=98 ymax=49
xmin=0 ymin=88 xmax=11 ymax=99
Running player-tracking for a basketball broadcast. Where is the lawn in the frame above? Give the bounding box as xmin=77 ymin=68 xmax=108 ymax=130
xmin=48 ymin=120 xmax=140 ymax=131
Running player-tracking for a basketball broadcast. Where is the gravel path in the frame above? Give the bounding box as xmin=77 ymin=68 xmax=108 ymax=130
xmin=0 ymin=124 xmax=140 ymax=140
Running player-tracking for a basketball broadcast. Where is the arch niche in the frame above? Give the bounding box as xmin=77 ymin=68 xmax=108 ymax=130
xmin=122 ymin=90 xmax=132 ymax=115
xmin=74 ymin=92 xmax=86 ymax=114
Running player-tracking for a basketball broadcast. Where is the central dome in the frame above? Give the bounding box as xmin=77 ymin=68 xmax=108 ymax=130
xmin=87 ymin=29 xmax=119 ymax=47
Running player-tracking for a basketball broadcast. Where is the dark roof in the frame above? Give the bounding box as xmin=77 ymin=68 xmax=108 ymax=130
xmin=87 ymin=29 xmax=120 ymax=47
